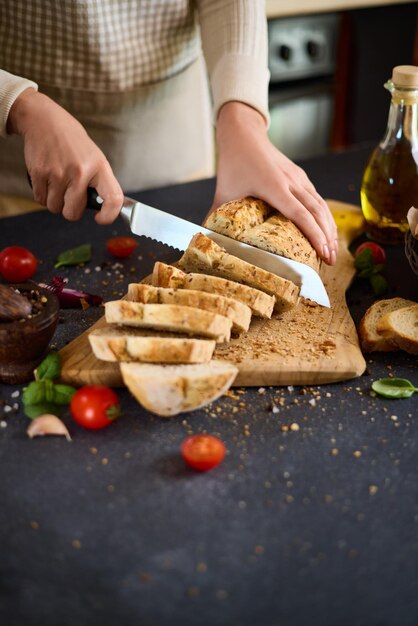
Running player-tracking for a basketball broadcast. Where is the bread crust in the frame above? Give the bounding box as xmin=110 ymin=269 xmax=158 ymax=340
xmin=152 ymin=262 xmax=274 ymax=318
xmin=152 ymin=263 xmax=186 ymax=289
xmin=127 ymin=283 xmax=251 ymax=334
xmin=120 ymin=361 xmax=239 ymax=416
xmin=205 ymin=196 xmax=321 ymax=272
xmin=105 ymin=300 xmax=232 ymax=343
xmin=358 ymin=297 xmax=416 ymax=352
xmin=89 ymin=326 xmax=215 ymax=363
xmin=178 ymin=233 xmax=300 ymax=312
xmin=375 ymin=304 xmax=418 ymax=355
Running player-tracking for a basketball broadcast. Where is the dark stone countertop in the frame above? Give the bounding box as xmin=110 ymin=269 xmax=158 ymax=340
xmin=0 ymin=144 xmax=417 ymax=626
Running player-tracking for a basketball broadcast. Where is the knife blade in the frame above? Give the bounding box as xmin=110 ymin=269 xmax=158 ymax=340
xmin=87 ymin=189 xmax=330 ymax=307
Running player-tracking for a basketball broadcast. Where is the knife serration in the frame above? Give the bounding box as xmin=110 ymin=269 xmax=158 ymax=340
xmin=120 ymin=200 xmax=330 ymax=307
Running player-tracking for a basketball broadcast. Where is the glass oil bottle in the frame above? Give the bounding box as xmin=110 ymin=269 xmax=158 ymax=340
xmin=360 ymin=65 xmax=418 ymax=244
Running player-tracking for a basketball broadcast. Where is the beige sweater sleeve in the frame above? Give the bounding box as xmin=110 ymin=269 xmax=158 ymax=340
xmin=0 ymin=70 xmax=38 ymax=138
xmin=196 ymin=0 xmax=270 ymax=124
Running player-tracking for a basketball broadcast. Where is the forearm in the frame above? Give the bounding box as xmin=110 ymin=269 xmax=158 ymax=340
xmin=216 ymin=101 xmax=267 ymax=150
xmin=0 ymin=70 xmax=38 ymax=138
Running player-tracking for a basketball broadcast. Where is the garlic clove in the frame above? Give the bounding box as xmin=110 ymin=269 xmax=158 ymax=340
xmin=27 ymin=414 xmax=72 ymax=441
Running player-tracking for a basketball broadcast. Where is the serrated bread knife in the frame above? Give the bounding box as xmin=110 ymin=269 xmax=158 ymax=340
xmin=87 ymin=189 xmax=330 ymax=307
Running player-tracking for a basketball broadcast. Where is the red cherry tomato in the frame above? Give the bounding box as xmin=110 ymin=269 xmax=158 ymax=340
xmin=0 ymin=246 xmax=38 ymax=282
xmin=181 ymin=434 xmax=226 ymax=471
xmin=70 ymin=385 xmax=120 ymax=430
xmin=106 ymin=236 xmax=138 ymax=258
xmin=354 ymin=242 xmax=386 ymax=265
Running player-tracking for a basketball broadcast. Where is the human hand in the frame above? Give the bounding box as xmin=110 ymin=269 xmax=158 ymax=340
xmin=211 ymin=102 xmax=338 ymax=265
xmin=7 ymin=89 xmax=123 ymax=224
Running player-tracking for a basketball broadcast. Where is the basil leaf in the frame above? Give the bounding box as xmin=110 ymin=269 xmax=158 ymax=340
xmin=370 ymin=273 xmax=388 ymax=296
xmin=23 ymin=379 xmax=55 ymax=405
xmin=372 ymin=378 xmax=418 ymax=399
xmin=354 ymin=248 xmax=373 ymax=271
xmin=23 ymin=381 xmax=47 ymax=406
xmin=35 ymin=352 xmax=61 ymax=381
xmin=24 ymin=402 xmax=62 ymax=420
xmin=357 ymin=267 xmax=374 ymax=279
xmin=53 ymin=384 xmax=76 ymax=405
xmin=54 ymin=244 xmax=92 ymax=268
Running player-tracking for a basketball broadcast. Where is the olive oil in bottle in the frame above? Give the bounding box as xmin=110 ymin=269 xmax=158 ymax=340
xmin=360 ymin=65 xmax=418 ymax=244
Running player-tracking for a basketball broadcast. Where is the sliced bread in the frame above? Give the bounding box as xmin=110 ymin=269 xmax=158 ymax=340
xmin=375 ymin=304 xmax=418 ymax=355
xmin=127 ymin=283 xmax=251 ymax=334
xmin=358 ymin=297 xmax=416 ymax=352
xmin=205 ymin=196 xmax=321 ymax=272
xmin=120 ymin=361 xmax=239 ymax=417
xmin=152 ymin=262 xmax=186 ymax=289
xmin=89 ymin=326 xmax=215 ymax=364
xmin=152 ymin=262 xmax=274 ymax=318
xmin=178 ymin=233 xmax=300 ymax=312
xmin=105 ymin=300 xmax=232 ymax=343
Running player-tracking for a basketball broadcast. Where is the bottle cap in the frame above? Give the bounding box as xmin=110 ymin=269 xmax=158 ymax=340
xmin=392 ymin=65 xmax=418 ymax=88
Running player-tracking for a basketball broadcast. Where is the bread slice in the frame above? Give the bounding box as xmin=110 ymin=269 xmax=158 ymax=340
xmin=358 ymin=297 xmax=416 ymax=352
xmin=375 ymin=304 xmax=418 ymax=355
xmin=205 ymin=196 xmax=321 ymax=272
xmin=152 ymin=262 xmax=274 ymax=318
xmin=89 ymin=326 xmax=215 ymax=364
xmin=120 ymin=361 xmax=239 ymax=417
xmin=105 ymin=300 xmax=232 ymax=343
xmin=127 ymin=283 xmax=251 ymax=334
xmin=152 ymin=262 xmax=186 ymax=289
xmin=178 ymin=233 xmax=300 ymax=312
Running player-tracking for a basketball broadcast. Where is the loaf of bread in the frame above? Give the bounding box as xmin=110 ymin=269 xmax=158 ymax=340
xmin=178 ymin=233 xmax=300 ymax=312
xmin=120 ymin=361 xmax=239 ymax=416
xmin=375 ymin=304 xmax=418 ymax=355
xmin=152 ymin=262 xmax=275 ymax=318
xmin=358 ymin=297 xmax=416 ymax=352
xmin=127 ymin=283 xmax=251 ymax=334
xmin=89 ymin=326 xmax=216 ymax=363
xmin=105 ymin=300 xmax=232 ymax=343
xmin=205 ymin=196 xmax=321 ymax=272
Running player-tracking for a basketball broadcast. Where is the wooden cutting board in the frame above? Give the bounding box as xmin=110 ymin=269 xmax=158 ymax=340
xmin=59 ymin=200 xmax=367 ymax=387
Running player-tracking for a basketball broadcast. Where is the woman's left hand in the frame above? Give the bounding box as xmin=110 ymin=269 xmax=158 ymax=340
xmin=211 ymin=102 xmax=338 ymax=266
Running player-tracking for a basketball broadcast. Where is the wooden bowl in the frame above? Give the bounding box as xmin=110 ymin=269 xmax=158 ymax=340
xmin=0 ymin=284 xmax=59 ymax=384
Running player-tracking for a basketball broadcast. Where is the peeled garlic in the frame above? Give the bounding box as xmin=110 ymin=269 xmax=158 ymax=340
xmin=27 ymin=414 xmax=71 ymax=441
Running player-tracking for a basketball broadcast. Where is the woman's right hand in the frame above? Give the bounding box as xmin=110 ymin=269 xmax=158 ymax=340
xmin=7 ymin=88 xmax=123 ymax=224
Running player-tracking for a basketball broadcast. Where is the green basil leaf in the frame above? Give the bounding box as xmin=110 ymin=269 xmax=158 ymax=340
xmin=354 ymin=248 xmax=373 ymax=271
xmin=23 ymin=379 xmax=55 ymax=405
xmin=22 ymin=381 xmax=47 ymax=406
xmin=24 ymin=402 xmax=62 ymax=420
xmin=54 ymin=244 xmax=92 ymax=268
xmin=357 ymin=267 xmax=374 ymax=279
xmin=369 ymin=273 xmax=388 ymax=296
xmin=372 ymin=378 xmax=417 ymax=399
xmin=34 ymin=352 xmax=61 ymax=381
xmin=53 ymin=384 xmax=77 ymax=405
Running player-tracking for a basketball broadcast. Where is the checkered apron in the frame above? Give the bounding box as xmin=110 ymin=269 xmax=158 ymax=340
xmin=0 ymin=0 xmax=215 ymax=194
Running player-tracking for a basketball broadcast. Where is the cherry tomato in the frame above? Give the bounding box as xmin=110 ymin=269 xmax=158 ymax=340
xmin=181 ymin=434 xmax=226 ymax=471
xmin=0 ymin=246 xmax=38 ymax=282
xmin=106 ymin=236 xmax=138 ymax=258
xmin=354 ymin=242 xmax=386 ymax=265
xmin=70 ymin=385 xmax=120 ymax=430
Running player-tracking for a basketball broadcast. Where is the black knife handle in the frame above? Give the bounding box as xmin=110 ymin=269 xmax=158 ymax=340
xmin=86 ymin=187 xmax=104 ymax=211
xmin=27 ymin=173 xmax=103 ymax=212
